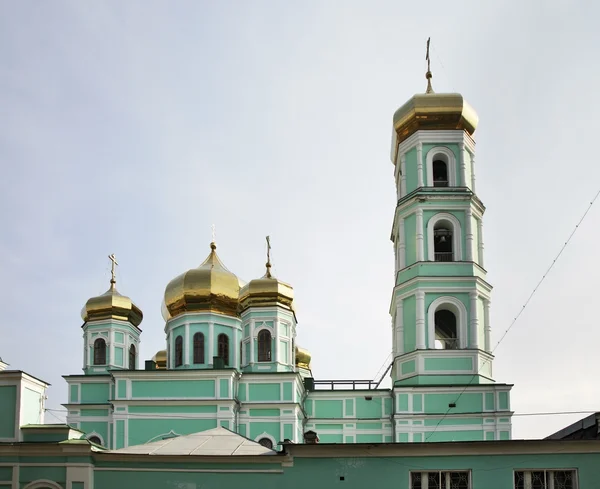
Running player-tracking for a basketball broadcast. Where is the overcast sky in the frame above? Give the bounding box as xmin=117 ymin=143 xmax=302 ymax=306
xmin=1 ymin=1 xmax=599 ymax=440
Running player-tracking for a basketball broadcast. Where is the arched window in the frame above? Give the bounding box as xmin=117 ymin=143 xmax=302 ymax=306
xmin=175 ymin=335 xmax=183 ymax=367
xmin=129 ymin=344 xmax=136 ymax=370
xmin=258 ymin=330 xmax=272 ymax=362
xmin=258 ymin=437 xmax=273 ymax=449
xmin=218 ymin=334 xmax=229 ymax=366
xmin=240 ymin=341 xmax=244 ymax=366
xmin=93 ymin=338 xmax=106 ymax=365
xmin=434 ymin=310 xmax=458 ymax=350
xmin=88 ymin=435 xmax=102 ymax=445
xmin=193 ymin=333 xmax=205 ymax=364
xmin=432 ymin=159 xmax=449 ymax=187
xmin=434 ymin=223 xmax=453 ymax=262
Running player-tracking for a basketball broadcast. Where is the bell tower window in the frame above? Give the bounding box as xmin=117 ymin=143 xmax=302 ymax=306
xmin=93 ymin=338 xmax=106 ymax=365
xmin=218 ymin=334 xmax=229 ymax=366
xmin=434 ymin=224 xmax=453 ymax=261
xmin=193 ymin=333 xmax=205 ymax=364
xmin=175 ymin=335 xmax=183 ymax=367
xmin=433 ymin=160 xmax=448 ymax=187
xmin=258 ymin=330 xmax=272 ymax=362
xmin=129 ymin=344 xmax=136 ymax=370
xmin=434 ymin=310 xmax=458 ymax=349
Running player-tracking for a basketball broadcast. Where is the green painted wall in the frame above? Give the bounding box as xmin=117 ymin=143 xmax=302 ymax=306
xmin=0 ymin=386 xmax=16 ymax=438
xmin=314 ymin=400 xmax=343 ymax=418
xmin=248 ymin=383 xmax=280 ymax=402
xmin=355 ymin=398 xmax=381 ymax=418
xmin=131 ymin=380 xmax=215 ymax=398
xmin=402 ymin=295 xmax=416 ymax=352
xmin=424 ymin=357 xmax=473 ymax=371
xmin=81 ymin=382 xmax=110 ymax=403
xmin=80 ymin=421 xmax=108 ymax=446
xmin=403 ymin=213 xmax=417 ymax=266
xmin=404 ymin=147 xmax=418 ymax=193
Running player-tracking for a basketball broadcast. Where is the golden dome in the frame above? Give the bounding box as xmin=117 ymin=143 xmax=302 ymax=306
xmin=239 ymin=258 xmax=294 ymax=313
xmin=152 ymin=349 xmax=167 ymax=369
xmin=392 ymin=92 xmax=478 ymax=146
xmin=163 ymin=242 xmax=241 ymax=320
xmin=295 ymin=346 xmax=311 ymax=369
xmin=81 ymin=283 xmax=143 ymax=328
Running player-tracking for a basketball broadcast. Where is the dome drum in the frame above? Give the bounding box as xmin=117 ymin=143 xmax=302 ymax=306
xmin=239 ymin=277 xmax=294 ymax=313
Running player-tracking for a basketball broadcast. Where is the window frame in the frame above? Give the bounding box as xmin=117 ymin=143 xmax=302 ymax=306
xmin=93 ymin=338 xmax=107 ymax=365
xmin=426 ymin=212 xmax=463 ymax=262
xmin=427 ymin=296 xmax=468 ymax=350
xmin=193 ymin=332 xmax=205 ymax=365
xmin=128 ymin=344 xmax=136 ymax=370
xmin=410 ymin=470 xmax=471 ymax=489
xmin=257 ymin=329 xmax=272 ymax=362
xmin=425 ymin=146 xmax=457 ymax=187
xmin=174 ymin=335 xmax=183 ymax=367
xmin=218 ymin=333 xmax=229 ymax=366
xmin=513 ymin=469 xmax=578 ymax=489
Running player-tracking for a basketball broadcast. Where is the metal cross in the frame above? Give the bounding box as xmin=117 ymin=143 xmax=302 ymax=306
xmin=426 ymin=37 xmax=431 ymax=72
xmin=266 ymin=236 xmax=271 ymax=264
xmin=108 ymin=253 xmax=118 ymax=285
xmin=211 ymin=224 xmax=216 ymax=243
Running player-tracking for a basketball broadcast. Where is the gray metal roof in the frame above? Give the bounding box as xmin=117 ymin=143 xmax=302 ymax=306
xmin=110 ymin=427 xmax=277 ymax=456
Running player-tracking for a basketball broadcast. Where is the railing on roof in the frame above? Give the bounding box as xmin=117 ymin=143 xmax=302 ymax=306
xmin=312 ymin=379 xmax=378 ymax=390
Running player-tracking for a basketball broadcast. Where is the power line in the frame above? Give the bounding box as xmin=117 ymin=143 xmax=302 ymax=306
xmin=425 ymin=188 xmax=600 ymax=441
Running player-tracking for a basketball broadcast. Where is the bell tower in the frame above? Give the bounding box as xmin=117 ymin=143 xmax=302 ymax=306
xmin=389 ymin=43 xmax=513 ymax=442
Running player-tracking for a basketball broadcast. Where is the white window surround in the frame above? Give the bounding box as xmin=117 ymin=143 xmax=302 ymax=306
xmin=427 ymin=212 xmax=463 ymax=261
xmin=86 ymin=431 xmax=105 ymax=446
xmin=426 ymin=146 xmax=457 ymax=187
xmin=427 ymin=296 xmax=468 ymax=349
xmin=254 ymin=431 xmax=277 ymax=448
xmin=23 ymin=481 xmax=64 ymax=489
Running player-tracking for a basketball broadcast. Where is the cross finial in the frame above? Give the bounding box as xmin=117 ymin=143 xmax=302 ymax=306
xmin=265 ymin=236 xmax=272 ymax=278
xmin=210 ymin=224 xmax=217 ymax=250
xmin=108 ymin=254 xmax=118 ymax=288
xmin=425 ymin=37 xmax=434 ymax=94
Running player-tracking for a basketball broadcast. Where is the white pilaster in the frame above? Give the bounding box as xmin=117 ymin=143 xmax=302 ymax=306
xmin=484 ymin=299 xmax=492 ymax=352
xmin=470 ymin=292 xmax=479 ymax=349
xmin=395 ymin=301 xmax=404 ymax=355
xmin=416 ymin=209 xmax=424 ymax=262
xmin=465 ymin=208 xmax=474 ymax=262
xmin=233 ymin=327 xmax=238 ymax=367
xmin=471 ymin=154 xmax=477 ymax=192
xmin=477 ymin=218 xmax=485 ymax=268
xmin=185 ymin=322 xmax=190 ymax=366
xmin=400 ymin=154 xmax=407 ymax=197
xmin=208 ymin=322 xmax=214 ymax=364
xmin=398 ymin=218 xmax=406 ymax=270
xmin=109 ymin=330 xmax=114 ymax=367
xmin=415 ymin=291 xmax=426 ymax=349
xmin=250 ymin=319 xmax=255 ymax=364
xmin=274 ymin=318 xmax=280 ymax=363
xmin=416 ymin=143 xmax=423 ymax=188
xmin=459 ymin=142 xmax=467 ymax=187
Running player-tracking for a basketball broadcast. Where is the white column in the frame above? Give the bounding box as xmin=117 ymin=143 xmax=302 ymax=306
xmin=459 ymin=142 xmax=467 ymax=187
xmin=415 ymin=291 xmax=426 ymax=349
xmin=274 ymin=318 xmax=280 ymax=363
xmin=477 ymin=218 xmax=485 ymax=268
xmin=471 ymin=154 xmax=477 ymax=192
xmin=185 ymin=322 xmax=190 ymax=366
xmin=465 ymin=208 xmax=474 ymax=262
xmin=416 ymin=209 xmax=424 ymax=262
xmin=416 ymin=143 xmax=424 ymax=188
xmin=249 ymin=319 xmax=255 ymax=364
xmin=233 ymin=328 xmax=238 ymax=367
xmin=395 ymin=301 xmax=404 ymax=355
xmin=400 ymin=154 xmax=407 ymax=197
xmin=208 ymin=322 xmax=214 ymax=364
xmin=109 ymin=331 xmax=114 ymax=367
xmin=398 ymin=218 xmax=406 ymax=270
xmin=484 ymin=300 xmax=492 ymax=352
xmin=470 ymin=292 xmax=480 ymax=349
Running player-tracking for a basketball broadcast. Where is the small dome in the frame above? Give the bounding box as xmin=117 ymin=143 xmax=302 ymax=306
xmin=163 ymin=242 xmax=241 ymax=320
xmin=239 ymin=260 xmax=294 ymax=313
xmin=392 ymin=92 xmax=478 ymax=146
xmin=81 ymin=284 xmax=143 ymax=328
xmin=295 ymin=346 xmax=311 ymax=369
xmin=152 ymin=349 xmax=167 ymax=369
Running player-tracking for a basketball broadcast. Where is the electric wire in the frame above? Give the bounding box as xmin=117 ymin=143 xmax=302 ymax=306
xmin=425 ymin=188 xmax=600 ymax=441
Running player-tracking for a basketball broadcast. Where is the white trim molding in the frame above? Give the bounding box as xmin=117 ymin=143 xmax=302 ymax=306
xmin=254 ymin=431 xmax=277 ymax=448
xmin=427 ymin=212 xmax=463 ymax=261
xmin=427 ymin=296 xmax=468 ymax=349
xmin=425 ymin=146 xmax=457 ymax=187
xmin=23 ymin=481 xmax=63 ymax=489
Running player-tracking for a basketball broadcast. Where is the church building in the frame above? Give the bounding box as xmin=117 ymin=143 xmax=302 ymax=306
xmin=60 ymin=64 xmax=513 ymax=450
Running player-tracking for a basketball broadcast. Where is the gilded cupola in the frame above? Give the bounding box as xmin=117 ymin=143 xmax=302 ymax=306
xmin=391 ymin=40 xmax=478 ymax=151
xmin=81 ymin=255 xmax=143 ymax=328
xmin=239 ymin=237 xmax=294 ymax=313
xmin=162 ymin=242 xmax=241 ymax=320
xmin=295 ymin=346 xmax=311 ymax=370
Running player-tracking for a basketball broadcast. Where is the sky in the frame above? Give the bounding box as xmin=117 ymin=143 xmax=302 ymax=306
xmin=1 ymin=0 xmax=599 ymax=440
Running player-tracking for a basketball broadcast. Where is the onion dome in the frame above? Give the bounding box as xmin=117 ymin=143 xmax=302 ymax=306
xmin=152 ymin=349 xmax=167 ymax=369
xmin=163 ymin=242 xmax=241 ymax=320
xmin=295 ymin=346 xmax=311 ymax=369
xmin=391 ymin=47 xmax=478 ymax=148
xmin=239 ymin=241 xmax=294 ymax=313
xmin=81 ymin=258 xmax=143 ymax=327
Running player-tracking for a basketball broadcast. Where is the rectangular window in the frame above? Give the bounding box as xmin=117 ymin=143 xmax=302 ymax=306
xmin=410 ymin=471 xmax=470 ymax=489
xmin=514 ymin=470 xmax=577 ymax=489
